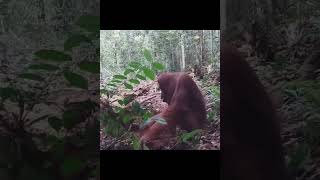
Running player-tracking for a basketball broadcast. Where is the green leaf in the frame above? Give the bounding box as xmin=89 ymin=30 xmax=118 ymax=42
xmin=124 ymin=83 xmax=133 ymax=90
xmin=61 ymin=157 xmax=86 ymax=177
xmin=136 ymin=74 xmax=146 ymax=80
xmin=64 ymin=34 xmax=91 ymax=51
xmin=142 ymin=67 xmax=155 ymax=80
xmin=143 ymin=48 xmax=153 ymax=62
xmin=129 ymin=79 xmax=140 ymax=84
xmin=48 ymin=116 xmax=63 ymax=132
xmin=122 ymin=114 xmax=131 ymax=124
xmin=132 ymin=135 xmax=141 ymax=150
xmin=78 ymin=61 xmax=99 ymax=74
xmin=152 ymin=62 xmax=165 ymax=70
xmin=19 ymin=73 xmax=44 ymax=81
xmin=76 ymin=15 xmax=100 ymax=33
xmin=129 ymin=62 xmax=142 ymax=69
xmin=34 ymin=50 xmax=72 ymax=62
xmin=181 ymin=129 xmax=202 ymax=142
xmin=28 ymin=64 xmax=59 ymax=71
xmin=107 ymin=83 xmax=117 ymax=87
xmin=132 ymin=101 xmax=142 ymax=114
xmin=124 ymin=68 xmax=135 ymax=75
xmin=123 ymin=95 xmax=134 ymax=105
xmin=63 ymin=71 xmax=88 ymax=89
xmin=110 ymin=79 xmax=122 ymax=83
xmin=114 ymin=74 xmax=127 ymax=80
xmin=118 ymin=100 xmax=124 ymax=105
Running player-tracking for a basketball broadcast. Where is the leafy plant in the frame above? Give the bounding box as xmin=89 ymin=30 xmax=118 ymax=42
xmin=179 ymin=129 xmax=202 ymax=143
xmin=106 ymin=48 xmax=165 ymax=90
xmin=0 ymin=15 xmax=100 ymax=179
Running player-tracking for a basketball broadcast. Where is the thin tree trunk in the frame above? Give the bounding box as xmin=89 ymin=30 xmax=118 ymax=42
xmin=180 ymin=32 xmax=185 ymax=70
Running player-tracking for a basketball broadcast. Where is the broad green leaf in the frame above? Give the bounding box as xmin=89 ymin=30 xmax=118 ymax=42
xmin=142 ymin=67 xmax=155 ymax=80
xmin=129 ymin=79 xmax=140 ymax=84
xmin=118 ymin=100 xmax=124 ymax=105
xmin=111 ymin=79 xmax=122 ymax=83
xmin=114 ymin=75 xmax=127 ymax=80
xmin=28 ymin=64 xmax=59 ymax=71
xmin=123 ymin=95 xmax=134 ymax=105
xmin=107 ymin=83 xmax=117 ymax=87
xmin=34 ymin=50 xmax=72 ymax=62
xmin=124 ymin=68 xmax=135 ymax=75
xmin=19 ymin=73 xmax=44 ymax=81
xmin=143 ymin=48 xmax=153 ymax=62
xmin=76 ymin=15 xmax=100 ymax=33
xmin=129 ymin=62 xmax=142 ymax=69
xmin=48 ymin=116 xmax=63 ymax=132
xmin=64 ymin=34 xmax=91 ymax=51
xmin=136 ymin=74 xmax=146 ymax=80
xmin=63 ymin=71 xmax=88 ymax=89
xmin=61 ymin=157 xmax=86 ymax=177
xmin=124 ymin=82 xmax=133 ymax=90
xmin=181 ymin=129 xmax=202 ymax=142
xmin=78 ymin=61 xmax=99 ymax=74
xmin=152 ymin=62 xmax=165 ymax=70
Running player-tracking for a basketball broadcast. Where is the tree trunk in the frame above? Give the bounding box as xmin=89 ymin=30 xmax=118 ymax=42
xmin=180 ymin=32 xmax=185 ymax=70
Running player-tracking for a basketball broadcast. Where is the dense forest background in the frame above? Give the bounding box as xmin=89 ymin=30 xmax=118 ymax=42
xmin=0 ymin=1 xmax=100 ymax=179
xmin=100 ymin=30 xmax=220 ymax=85
xmin=222 ymin=0 xmax=320 ymax=179
xmin=100 ymin=30 xmax=220 ymax=150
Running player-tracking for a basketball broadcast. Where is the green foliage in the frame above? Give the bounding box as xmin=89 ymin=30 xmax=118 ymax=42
xmin=28 ymin=64 xmax=59 ymax=71
xmin=19 ymin=73 xmax=44 ymax=81
xmin=207 ymin=111 xmax=216 ymax=122
xmin=129 ymin=62 xmax=142 ymax=70
xmin=136 ymin=74 xmax=146 ymax=80
xmin=143 ymin=48 xmax=153 ymax=62
xmin=152 ymin=62 xmax=165 ymax=71
xmin=78 ymin=61 xmax=99 ymax=74
xmin=63 ymin=71 xmax=88 ymax=90
xmin=64 ymin=34 xmax=92 ymax=51
xmin=142 ymin=67 xmax=156 ymax=80
xmin=106 ymin=49 xmax=164 ymax=90
xmin=129 ymin=79 xmax=140 ymax=84
xmin=114 ymin=74 xmax=127 ymax=80
xmin=0 ymin=15 xmax=100 ymax=179
xmin=34 ymin=50 xmax=72 ymax=62
xmin=132 ymin=135 xmax=141 ymax=150
xmin=124 ymin=82 xmax=133 ymax=90
xmin=124 ymin=68 xmax=135 ymax=75
xmin=76 ymin=15 xmax=100 ymax=33
xmin=180 ymin=129 xmax=202 ymax=143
